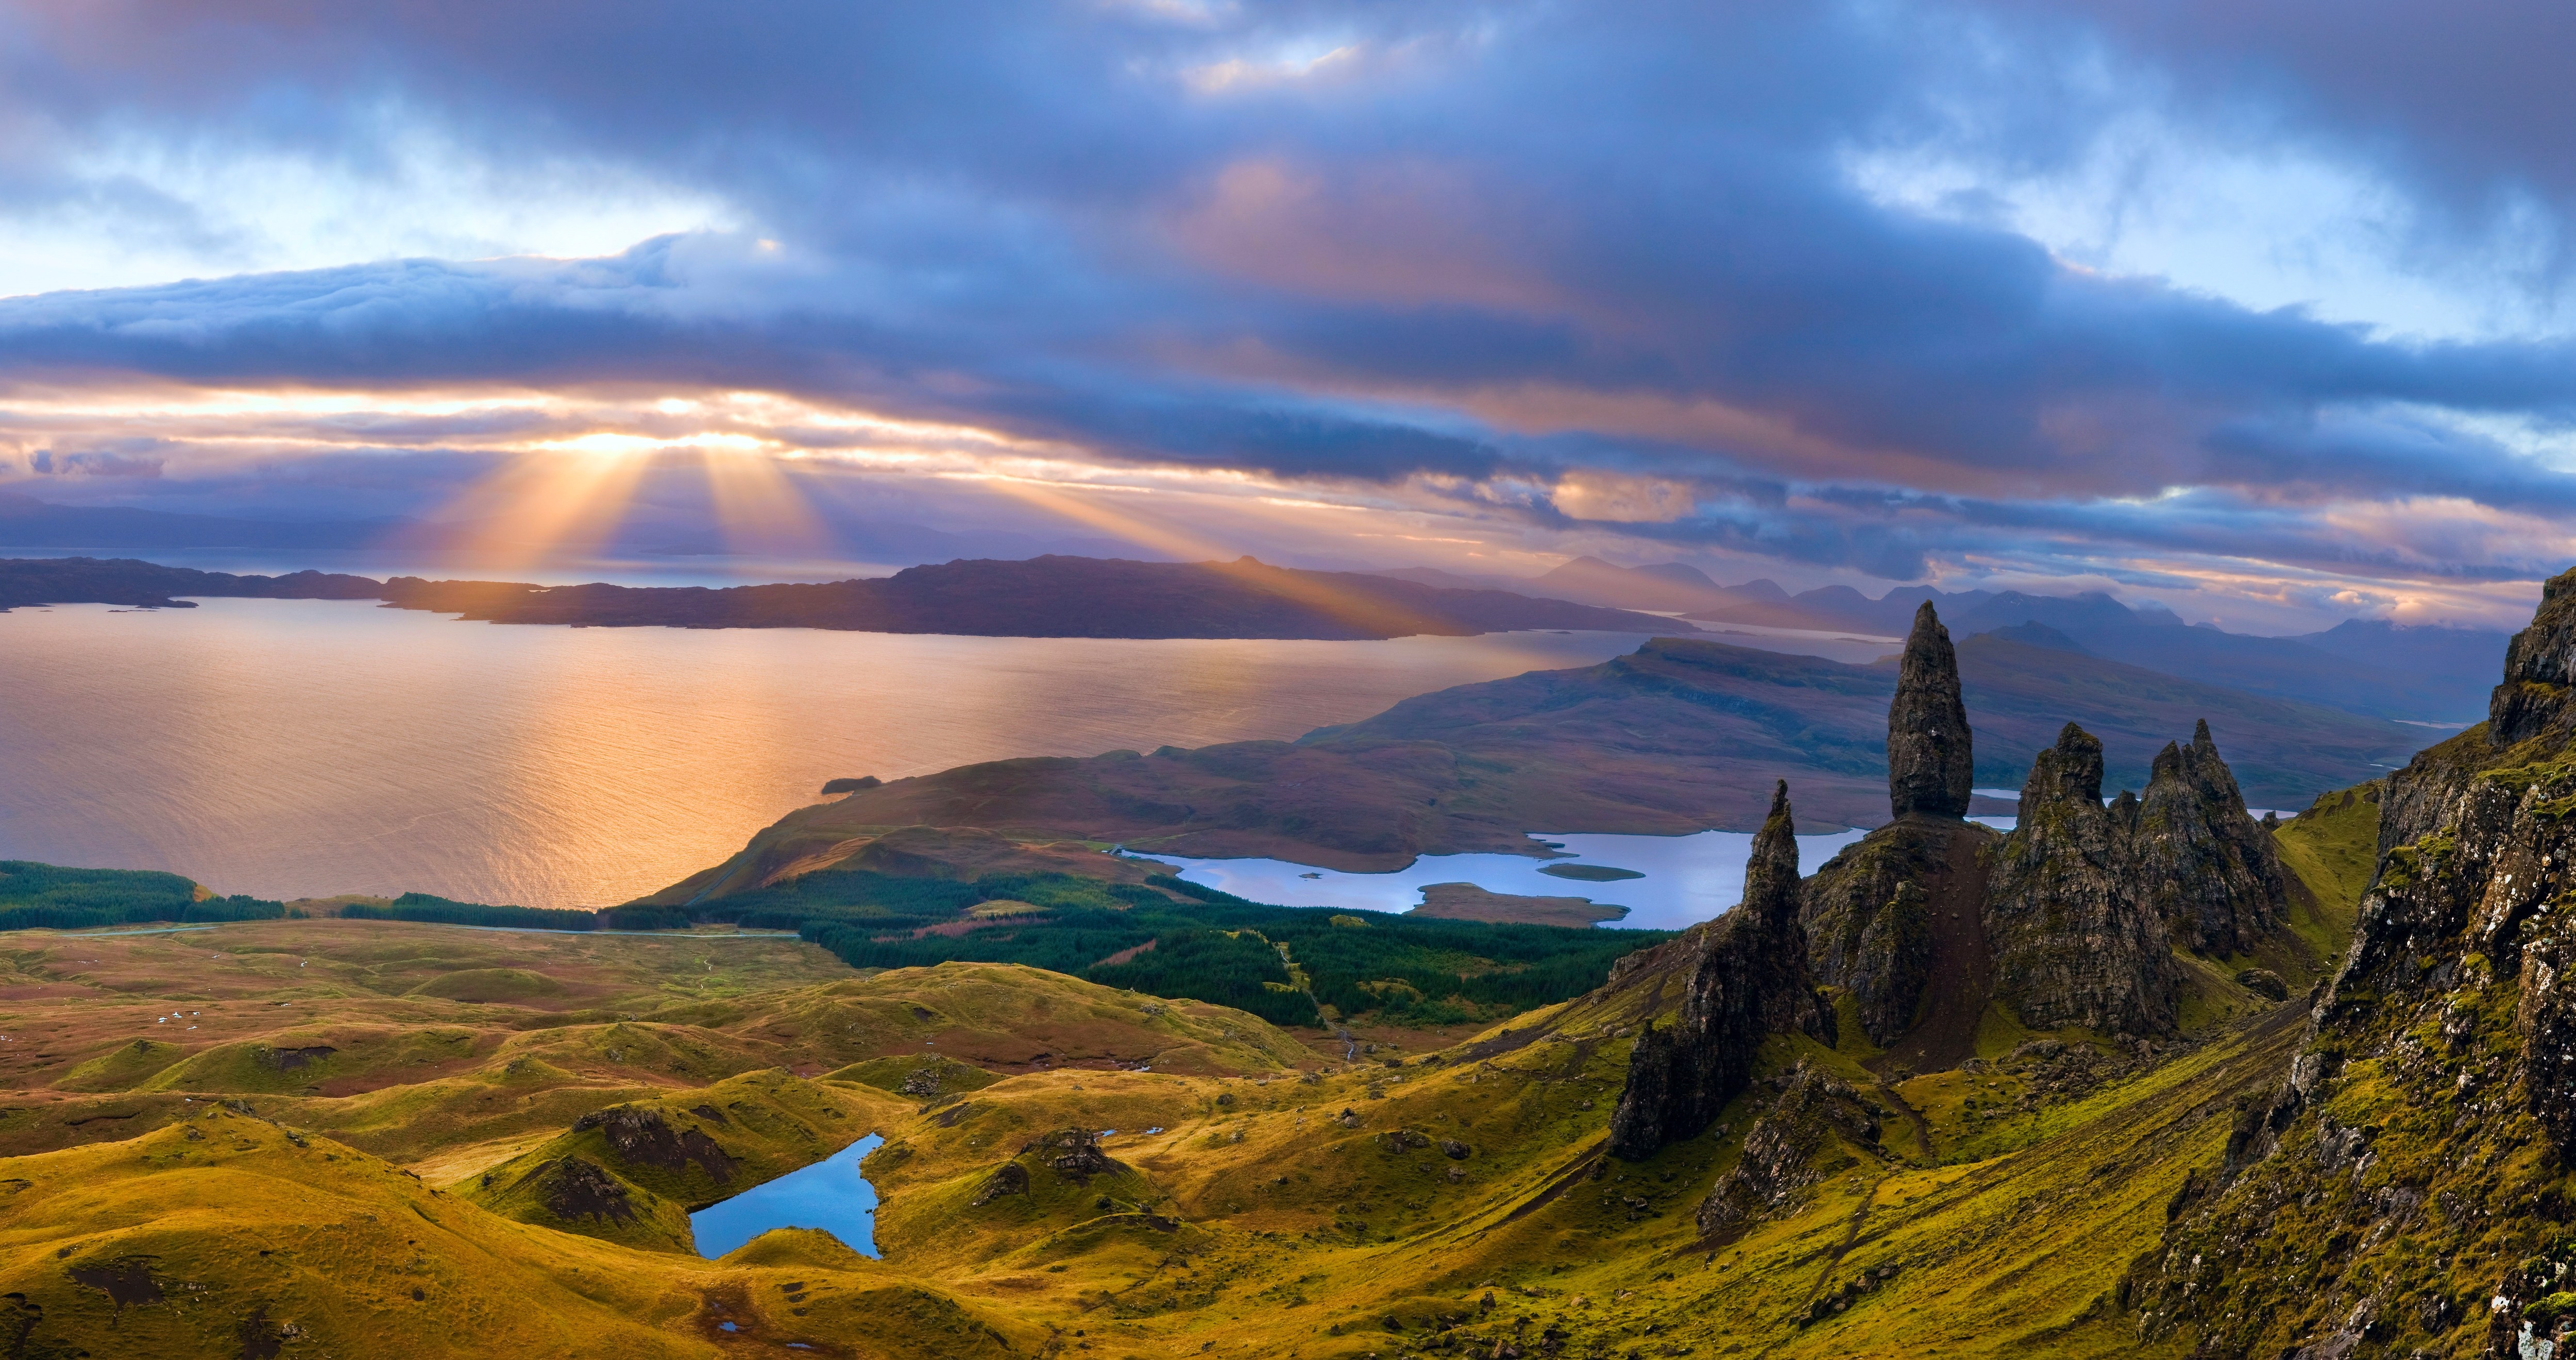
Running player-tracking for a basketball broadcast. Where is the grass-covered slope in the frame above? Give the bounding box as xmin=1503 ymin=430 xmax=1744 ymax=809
xmin=0 ymin=1104 xmax=1025 ymax=1358
xmin=0 ymin=791 xmax=2391 ymax=1356
xmin=467 ymin=1070 xmax=901 ymax=1253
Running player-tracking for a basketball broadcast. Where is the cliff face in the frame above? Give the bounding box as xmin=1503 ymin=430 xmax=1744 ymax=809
xmin=1982 ymin=723 xmax=2180 ymax=1036
xmin=2131 ymin=719 xmax=2289 ymax=956
xmin=2132 ymin=577 xmax=2576 ymax=1359
xmin=1801 ymin=820 xmax=1995 ymax=1051
xmin=1608 ymin=783 xmax=1835 ymax=1161
xmin=1887 ymin=602 xmax=1975 ymax=819
xmin=2491 ymin=566 xmax=2576 ymax=746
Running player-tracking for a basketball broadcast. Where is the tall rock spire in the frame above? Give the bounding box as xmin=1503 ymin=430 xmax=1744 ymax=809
xmin=1608 ymin=781 xmax=1833 ymax=1160
xmin=1887 ymin=601 xmax=1973 ymax=820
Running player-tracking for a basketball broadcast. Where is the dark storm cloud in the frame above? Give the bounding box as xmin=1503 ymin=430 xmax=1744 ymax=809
xmin=4 ymin=0 xmax=2576 ymax=590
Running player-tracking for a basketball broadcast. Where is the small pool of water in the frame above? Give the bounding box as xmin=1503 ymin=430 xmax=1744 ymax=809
xmin=1138 ymin=827 xmax=1869 ymax=932
xmin=690 ymin=1133 xmax=884 ymax=1260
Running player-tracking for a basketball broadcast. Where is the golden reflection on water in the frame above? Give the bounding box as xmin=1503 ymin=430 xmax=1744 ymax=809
xmin=0 ymin=600 xmax=1650 ymax=908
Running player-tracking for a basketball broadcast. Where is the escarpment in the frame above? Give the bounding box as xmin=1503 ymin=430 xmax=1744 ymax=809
xmin=2489 ymin=565 xmax=2576 ymax=747
xmin=1608 ymin=781 xmax=1834 ymax=1160
xmin=2132 ymin=568 xmax=2576 ymax=1359
xmin=1984 ymin=723 xmax=2180 ymax=1036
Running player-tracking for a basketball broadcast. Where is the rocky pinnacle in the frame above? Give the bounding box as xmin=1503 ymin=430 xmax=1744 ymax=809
xmin=1887 ymin=601 xmax=1973 ymax=820
xmin=1607 ymin=780 xmax=1833 ymax=1160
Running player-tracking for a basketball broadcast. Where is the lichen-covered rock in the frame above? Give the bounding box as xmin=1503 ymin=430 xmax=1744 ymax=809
xmin=1695 ymin=1064 xmax=1883 ymax=1236
xmin=1982 ymin=723 xmax=2179 ymax=1037
xmin=2130 ymin=720 xmax=2288 ymax=956
xmin=1887 ymin=602 xmax=1974 ymax=820
xmin=1609 ymin=782 xmax=1835 ymax=1161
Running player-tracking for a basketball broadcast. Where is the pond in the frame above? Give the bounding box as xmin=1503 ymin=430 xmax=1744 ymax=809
xmin=690 ymin=1133 xmax=884 ymax=1260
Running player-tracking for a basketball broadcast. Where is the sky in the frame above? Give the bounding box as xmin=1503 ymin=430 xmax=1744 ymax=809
xmin=5 ymin=2 xmax=2576 ymax=631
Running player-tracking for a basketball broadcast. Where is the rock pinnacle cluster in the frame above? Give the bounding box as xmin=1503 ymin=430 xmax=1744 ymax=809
xmin=1619 ymin=601 xmax=2295 ymax=1160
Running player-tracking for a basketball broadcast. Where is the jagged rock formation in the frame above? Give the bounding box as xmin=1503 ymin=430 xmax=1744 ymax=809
xmin=2131 ymin=720 xmax=2289 ymax=956
xmin=2132 ymin=574 xmax=2576 ymax=1358
xmin=1694 ymin=1064 xmax=1884 ymax=1236
xmin=1982 ymin=723 xmax=2179 ymax=1036
xmin=1887 ymin=602 xmax=1974 ymax=819
xmin=1609 ymin=783 xmax=1835 ymax=1160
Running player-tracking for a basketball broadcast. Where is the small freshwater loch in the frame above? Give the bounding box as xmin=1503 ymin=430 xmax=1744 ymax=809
xmin=689 ymin=1134 xmax=885 ymax=1260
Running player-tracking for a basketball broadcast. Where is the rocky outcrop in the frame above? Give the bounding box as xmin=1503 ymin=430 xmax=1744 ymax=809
xmin=1887 ymin=602 xmax=1974 ymax=820
xmin=1982 ymin=724 xmax=2179 ymax=1038
xmin=2131 ymin=577 xmax=2576 ymax=1358
xmin=1609 ymin=783 xmax=1835 ymax=1160
xmin=1021 ymin=1128 xmax=1124 ymax=1183
xmin=2491 ymin=565 xmax=2576 ymax=746
xmin=1799 ymin=599 xmax=1998 ymax=1056
xmin=517 ymin=1157 xmax=639 ymax=1223
xmin=573 ymin=1104 xmax=739 ymax=1187
xmin=1695 ymin=1064 xmax=1883 ymax=1236
xmin=969 ymin=1161 xmax=1029 ymax=1206
xmin=1801 ymin=820 xmax=1995 ymax=1048
xmin=2131 ymin=720 xmax=2288 ymax=956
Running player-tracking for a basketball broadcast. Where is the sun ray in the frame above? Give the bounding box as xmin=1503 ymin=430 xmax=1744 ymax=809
xmin=429 ymin=444 xmax=656 ymax=570
xmin=976 ymin=476 xmax=1425 ymax=634
xmin=697 ymin=444 xmax=830 ymax=560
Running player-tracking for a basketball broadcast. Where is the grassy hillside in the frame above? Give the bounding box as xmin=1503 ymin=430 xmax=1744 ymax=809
xmin=0 ymin=826 xmax=2377 ymax=1360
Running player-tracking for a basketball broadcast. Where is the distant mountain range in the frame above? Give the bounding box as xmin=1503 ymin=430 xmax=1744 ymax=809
xmin=1371 ymin=555 xmax=2509 ymax=722
xmin=0 ymin=555 xmax=1686 ymax=640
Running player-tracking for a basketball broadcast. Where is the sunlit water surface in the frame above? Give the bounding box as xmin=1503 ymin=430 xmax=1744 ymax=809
xmin=0 ymin=600 xmax=1662 ymax=908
